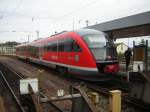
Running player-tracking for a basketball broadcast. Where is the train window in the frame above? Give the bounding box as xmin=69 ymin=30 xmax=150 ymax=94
xmin=30 ymin=46 xmax=39 ymax=58
xmin=58 ymin=44 xmax=64 ymax=51
xmin=63 ymin=38 xmax=81 ymax=52
xmin=58 ymin=40 xmax=65 ymax=51
xmin=46 ymin=46 xmax=52 ymax=51
xmin=43 ymin=45 xmax=48 ymax=52
xmin=44 ymin=38 xmax=81 ymax=52
xmin=71 ymin=41 xmax=81 ymax=52
xmin=51 ymin=45 xmax=57 ymax=51
xmin=45 ymin=41 xmax=58 ymax=52
xmin=83 ymin=34 xmax=106 ymax=48
xmin=64 ymin=38 xmax=73 ymax=52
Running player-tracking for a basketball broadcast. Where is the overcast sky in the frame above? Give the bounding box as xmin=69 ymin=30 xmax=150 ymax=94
xmin=0 ymin=0 xmax=150 ymax=43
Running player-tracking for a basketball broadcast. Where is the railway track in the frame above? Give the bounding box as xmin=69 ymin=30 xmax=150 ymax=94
xmin=0 ymin=62 xmax=68 ymax=112
xmin=86 ymin=83 xmax=150 ymax=112
xmin=26 ymin=62 xmax=150 ymax=111
xmin=11 ymin=59 xmax=150 ymax=112
xmin=1 ymin=57 xmax=150 ymax=112
xmin=0 ymin=62 xmax=25 ymax=112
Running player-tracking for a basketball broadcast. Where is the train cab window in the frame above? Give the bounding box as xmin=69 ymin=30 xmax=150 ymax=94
xmin=83 ymin=34 xmax=107 ymax=48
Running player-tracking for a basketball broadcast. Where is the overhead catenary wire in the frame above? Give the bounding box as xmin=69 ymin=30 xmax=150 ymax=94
xmin=10 ymin=0 xmax=23 ymax=16
xmin=55 ymin=0 xmax=101 ymax=21
xmin=0 ymin=0 xmax=101 ymax=21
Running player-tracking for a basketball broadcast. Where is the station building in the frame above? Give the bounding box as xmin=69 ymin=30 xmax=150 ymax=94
xmin=0 ymin=43 xmax=17 ymax=55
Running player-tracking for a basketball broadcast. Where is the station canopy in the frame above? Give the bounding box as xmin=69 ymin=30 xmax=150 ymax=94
xmin=87 ymin=11 xmax=150 ymax=38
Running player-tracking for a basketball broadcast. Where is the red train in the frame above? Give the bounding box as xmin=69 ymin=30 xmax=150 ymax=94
xmin=16 ymin=29 xmax=119 ymax=79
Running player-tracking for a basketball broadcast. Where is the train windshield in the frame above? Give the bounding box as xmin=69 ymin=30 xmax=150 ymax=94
xmin=82 ymin=34 xmax=116 ymax=60
xmin=82 ymin=34 xmax=107 ymax=48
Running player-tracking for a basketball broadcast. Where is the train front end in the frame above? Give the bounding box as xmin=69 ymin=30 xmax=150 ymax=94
xmin=79 ymin=29 xmax=119 ymax=74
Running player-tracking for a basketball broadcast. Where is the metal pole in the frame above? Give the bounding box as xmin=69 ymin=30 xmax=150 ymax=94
xmin=73 ymin=19 xmax=75 ymax=31
xmin=85 ymin=20 xmax=89 ymax=27
xmin=145 ymin=40 xmax=148 ymax=71
xmin=28 ymin=35 xmax=30 ymax=43
xmin=128 ymin=38 xmax=129 ymax=46
xmin=36 ymin=31 xmax=39 ymax=39
xmin=133 ymin=41 xmax=135 ymax=61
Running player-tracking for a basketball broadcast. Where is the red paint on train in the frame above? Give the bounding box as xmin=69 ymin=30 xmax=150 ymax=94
xmin=16 ymin=29 xmax=119 ymax=78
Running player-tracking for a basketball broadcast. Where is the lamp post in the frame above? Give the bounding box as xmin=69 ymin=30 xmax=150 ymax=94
xmin=28 ymin=35 xmax=30 ymax=43
xmin=36 ymin=31 xmax=39 ymax=39
xmin=78 ymin=20 xmax=90 ymax=28
xmin=85 ymin=20 xmax=89 ymax=27
xmin=72 ymin=18 xmax=75 ymax=30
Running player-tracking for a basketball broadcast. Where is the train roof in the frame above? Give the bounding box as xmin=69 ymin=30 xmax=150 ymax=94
xmin=15 ymin=29 xmax=105 ymax=48
xmin=74 ymin=28 xmax=105 ymax=36
xmin=15 ymin=42 xmax=30 ymax=48
xmin=15 ymin=37 xmax=49 ymax=48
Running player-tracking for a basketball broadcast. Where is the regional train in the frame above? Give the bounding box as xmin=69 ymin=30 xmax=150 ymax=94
xmin=15 ymin=29 xmax=119 ymax=79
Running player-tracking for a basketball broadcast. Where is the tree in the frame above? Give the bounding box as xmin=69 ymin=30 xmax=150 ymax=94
xmin=4 ymin=41 xmax=20 ymax=47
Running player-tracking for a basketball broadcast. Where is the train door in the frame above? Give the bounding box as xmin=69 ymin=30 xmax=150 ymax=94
xmin=57 ymin=38 xmax=81 ymax=72
xmin=56 ymin=38 xmax=70 ymax=73
xmin=68 ymin=39 xmax=82 ymax=67
xmin=57 ymin=39 xmax=68 ymax=65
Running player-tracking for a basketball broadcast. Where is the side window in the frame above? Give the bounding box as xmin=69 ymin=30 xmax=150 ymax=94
xmin=44 ymin=38 xmax=81 ymax=52
xmin=58 ymin=40 xmax=65 ymax=51
xmin=72 ymin=41 xmax=81 ymax=52
xmin=64 ymin=38 xmax=81 ymax=52
xmin=58 ymin=44 xmax=64 ymax=51
xmin=45 ymin=41 xmax=57 ymax=52
xmin=64 ymin=38 xmax=73 ymax=52
xmin=43 ymin=45 xmax=47 ymax=52
xmin=51 ymin=45 xmax=57 ymax=51
xmin=47 ymin=45 xmax=52 ymax=51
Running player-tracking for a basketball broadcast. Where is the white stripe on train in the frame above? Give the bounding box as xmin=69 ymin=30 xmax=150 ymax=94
xmin=17 ymin=55 xmax=98 ymax=72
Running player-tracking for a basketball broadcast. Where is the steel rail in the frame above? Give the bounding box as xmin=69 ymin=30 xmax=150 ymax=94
xmin=0 ymin=71 xmax=26 ymax=112
xmin=87 ymin=83 xmax=150 ymax=112
xmin=0 ymin=62 xmax=23 ymax=79
xmin=122 ymin=96 xmax=150 ymax=112
xmin=0 ymin=62 xmax=65 ymax=112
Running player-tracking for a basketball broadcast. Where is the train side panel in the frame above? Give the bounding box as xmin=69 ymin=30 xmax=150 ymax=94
xmin=15 ymin=29 xmax=119 ymax=79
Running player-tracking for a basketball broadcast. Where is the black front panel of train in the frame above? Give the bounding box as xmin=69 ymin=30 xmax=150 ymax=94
xmin=95 ymin=47 xmax=118 ymax=73
xmin=96 ymin=61 xmax=118 ymax=73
